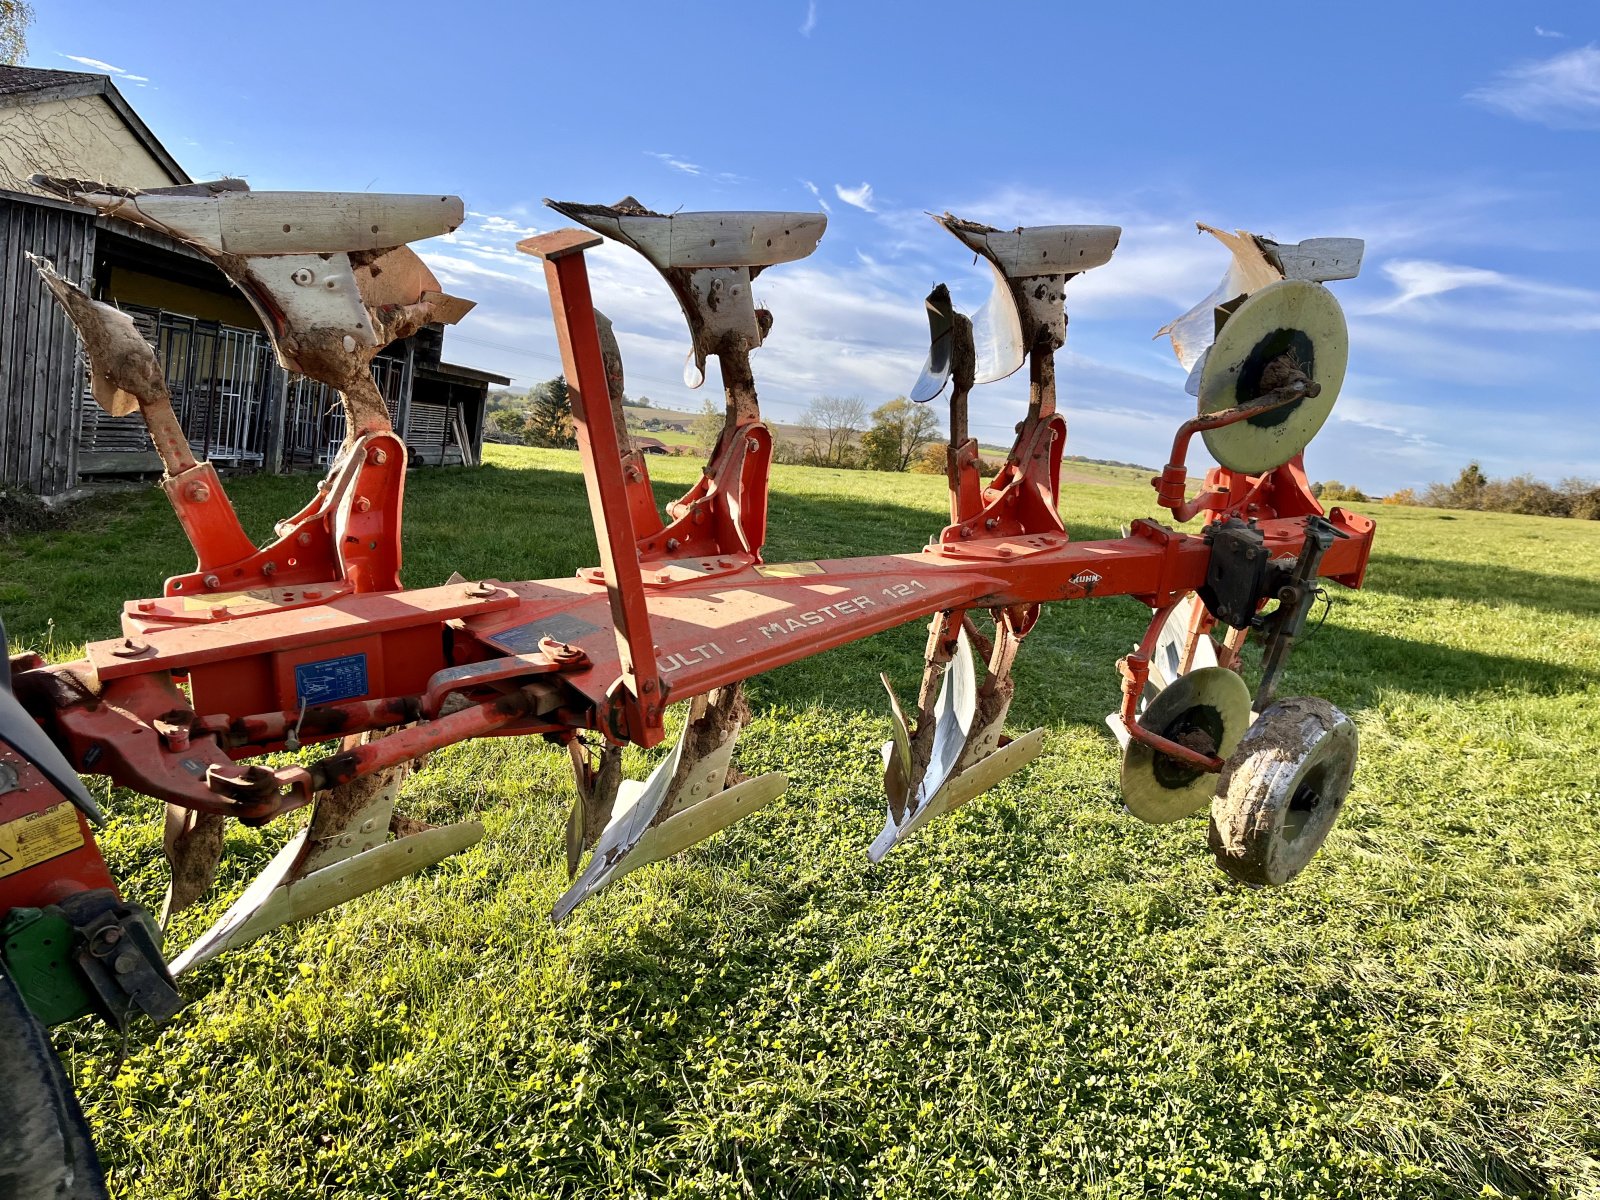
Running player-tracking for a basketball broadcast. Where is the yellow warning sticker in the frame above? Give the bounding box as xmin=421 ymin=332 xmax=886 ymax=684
xmin=179 ymin=591 xmax=269 ymax=612
xmin=755 ymin=561 xmax=826 ymax=579
xmin=0 ymin=802 xmax=84 ymax=880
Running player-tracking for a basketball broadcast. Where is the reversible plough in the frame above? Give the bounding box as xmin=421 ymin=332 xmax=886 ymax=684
xmin=1 ymin=178 xmax=1373 ymax=1193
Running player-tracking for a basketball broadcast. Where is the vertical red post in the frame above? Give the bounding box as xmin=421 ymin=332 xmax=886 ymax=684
xmin=519 ymin=230 xmax=664 ymax=745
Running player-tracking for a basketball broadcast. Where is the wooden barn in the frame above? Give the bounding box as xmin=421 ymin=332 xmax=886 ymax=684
xmin=0 ymin=65 xmax=506 ymax=499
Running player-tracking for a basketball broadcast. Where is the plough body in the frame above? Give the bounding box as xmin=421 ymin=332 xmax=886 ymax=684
xmin=1 ymin=180 xmax=1376 ymax=1194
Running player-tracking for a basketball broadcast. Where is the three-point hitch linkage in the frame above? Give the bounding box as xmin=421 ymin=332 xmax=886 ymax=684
xmin=2 ymin=185 xmax=1374 ymax=1040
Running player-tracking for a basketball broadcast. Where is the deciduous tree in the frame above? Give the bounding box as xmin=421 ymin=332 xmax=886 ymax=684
xmin=798 ymin=395 xmax=868 ymax=467
xmin=860 ymin=397 xmax=941 ymax=472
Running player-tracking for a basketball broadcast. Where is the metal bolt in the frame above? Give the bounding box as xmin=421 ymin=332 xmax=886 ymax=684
xmin=210 ymin=605 xmax=230 ymax=619
xmin=359 ymin=818 xmax=378 ymax=834
xmin=304 ymin=590 xmax=322 ymax=600
xmin=111 ymin=637 xmax=150 ymax=658
xmin=355 ymin=497 xmax=372 ymax=513
xmin=656 ymin=572 xmax=672 ymax=584
xmin=465 ymin=581 xmax=497 ymax=599
xmin=290 ymin=267 xmax=315 ymax=286
xmin=338 ymin=834 xmax=354 ymax=847
xmin=985 ymin=518 xmax=998 ymax=530
xmin=136 ymin=599 xmax=155 ymax=613
xmin=262 ymin=561 xmax=277 ymax=577
xmin=641 ymin=679 xmax=656 ymax=693
xmin=113 ymin=951 xmax=139 ymax=975
xmin=185 ymin=481 xmax=210 ymax=503
xmin=370 ymin=449 xmax=389 ymax=466
xmin=746 ymin=439 xmax=760 ymax=453
xmin=297 ymin=531 xmax=313 ymax=546
xmin=203 ymin=574 xmax=220 ymax=589
xmin=717 ymin=559 xmax=733 ymax=569
xmin=665 ymin=538 xmax=681 ymax=551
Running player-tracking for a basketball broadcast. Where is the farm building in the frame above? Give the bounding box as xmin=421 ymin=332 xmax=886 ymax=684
xmin=0 ymin=65 xmax=506 ymax=498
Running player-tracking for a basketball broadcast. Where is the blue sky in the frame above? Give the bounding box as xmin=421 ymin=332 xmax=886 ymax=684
xmin=31 ymin=0 xmax=1600 ymax=493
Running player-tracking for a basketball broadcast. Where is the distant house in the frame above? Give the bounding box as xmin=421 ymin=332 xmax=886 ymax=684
xmin=633 ymin=436 xmax=669 ymax=455
xmin=0 ymin=65 xmax=507 ymax=498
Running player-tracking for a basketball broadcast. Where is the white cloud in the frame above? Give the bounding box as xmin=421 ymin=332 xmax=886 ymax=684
xmin=800 ymin=0 xmax=817 ymax=37
xmin=833 ymin=182 xmax=876 ymax=212
xmin=467 ymin=211 xmax=541 ymax=238
xmin=61 ymin=54 xmax=124 ymax=72
xmin=1468 ymin=45 xmax=1600 ymax=128
xmin=646 ymin=151 xmax=702 ymax=176
xmin=1367 ymin=260 xmax=1507 ymax=310
xmin=801 ymin=179 xmax=831 ymax=213
xmin=1535 ymin=25 xmax=1566 ymax=38
xmin=59 ymin=53 xmax=150 ymax=86
xmin=1362 ymin=258 xmax=1600 ymax=331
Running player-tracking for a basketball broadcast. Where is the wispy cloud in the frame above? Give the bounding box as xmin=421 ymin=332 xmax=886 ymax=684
xmin=61 ymin=53 xmax=123 ymax=72
xmin=1535 ymin=25 xmax=1566 ymax=38
xmin=1365 ymin=258 xmax=1600 ymax=330
xmin=834 ymin=181 xmax=876 ymax=212
xmin=646 ymin=151 xmax=702 ymax=176
xmin=801 ymin=180 xmax=831 ymax=213
xmin=1367 ymin=260 xmax=1507 ymax=311
xmin=59 ymin=53 xmax=150 ymax=86
xmin=1468 ymin=44 xmax=1600 ymax=128
xmin=800 ymin=0 xmax=817 ymax=37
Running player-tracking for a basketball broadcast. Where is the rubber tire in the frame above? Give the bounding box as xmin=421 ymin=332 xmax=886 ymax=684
xmin=0 ymin=968 xmax=110 ymax=1199
xmin=1209 ymin=697 xmax=1357 ymax=886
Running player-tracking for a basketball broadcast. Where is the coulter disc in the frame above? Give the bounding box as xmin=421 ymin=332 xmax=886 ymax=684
xmin=1121 ymin=666 xmax=1252 ymax=824
xmin=1198 ymin=279 xmax=1348 ymax=474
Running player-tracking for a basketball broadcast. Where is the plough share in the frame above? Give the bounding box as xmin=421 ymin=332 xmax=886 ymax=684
xmin=1 ymin=179 xmax=1373 ymax=1194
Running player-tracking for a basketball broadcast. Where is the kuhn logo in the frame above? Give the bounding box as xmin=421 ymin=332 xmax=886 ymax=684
xmin=1070 ymin=570 xmax=1102 ymax=587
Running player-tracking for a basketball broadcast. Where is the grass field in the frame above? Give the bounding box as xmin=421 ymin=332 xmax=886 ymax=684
xmin=3 ymin=446 xmax=1598 ymax=1199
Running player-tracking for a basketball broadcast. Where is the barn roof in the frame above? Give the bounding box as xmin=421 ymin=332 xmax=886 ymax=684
xmin=0 ymin=65 xmax=189 ymax=186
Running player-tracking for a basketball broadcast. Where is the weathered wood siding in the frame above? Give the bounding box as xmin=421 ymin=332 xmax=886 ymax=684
xmin=0 ymin=195 xmax=94 ymax=496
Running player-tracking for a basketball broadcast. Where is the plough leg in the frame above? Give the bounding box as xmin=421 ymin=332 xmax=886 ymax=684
xmin=872 ymin=611 xmax=1045 ymax=861
xmin=552 ymin=684 xmax=787 ymax=923
xmin=160 ymin=805 xmax=225 ymax=925
xmin=168 ymin=732 xmax=482 ymax=973
xmin=565 ymin=738 xmax=623 ymax=880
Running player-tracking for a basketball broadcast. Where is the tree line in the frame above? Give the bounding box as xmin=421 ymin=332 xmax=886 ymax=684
xmin=488 ymin=379 xmax=961 ymax=473
xmin=1314 ymin=464 xmax=1600 ymax=520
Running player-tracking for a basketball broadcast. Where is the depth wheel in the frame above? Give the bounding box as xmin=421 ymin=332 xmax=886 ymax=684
xmin=1209 ymin=697 xmax=1357 ymax=886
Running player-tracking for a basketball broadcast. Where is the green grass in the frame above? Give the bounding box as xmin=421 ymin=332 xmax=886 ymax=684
xmin=5 ymin=446 xmax=1599 ymax=1199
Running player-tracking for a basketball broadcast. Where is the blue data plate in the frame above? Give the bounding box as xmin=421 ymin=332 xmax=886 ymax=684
xmin=294 ymin=653 xmax=369 ymax=706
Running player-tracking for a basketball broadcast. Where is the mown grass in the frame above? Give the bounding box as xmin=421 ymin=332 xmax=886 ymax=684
xmin=3 ymin=446 xmax=1598 ymax=1199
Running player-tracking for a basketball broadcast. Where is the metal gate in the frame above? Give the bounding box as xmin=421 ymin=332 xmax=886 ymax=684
xmin=282 ymin=354 xmax=407 ymax=465
xmin=79 ymin=306 xmax=272 ymax=467
xmin=79 ymin=306 xmax=411 ymax=472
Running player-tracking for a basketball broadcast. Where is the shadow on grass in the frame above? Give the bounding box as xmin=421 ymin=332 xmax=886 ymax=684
xmin=1363 ymin=553 xmax=1600 ymax=618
